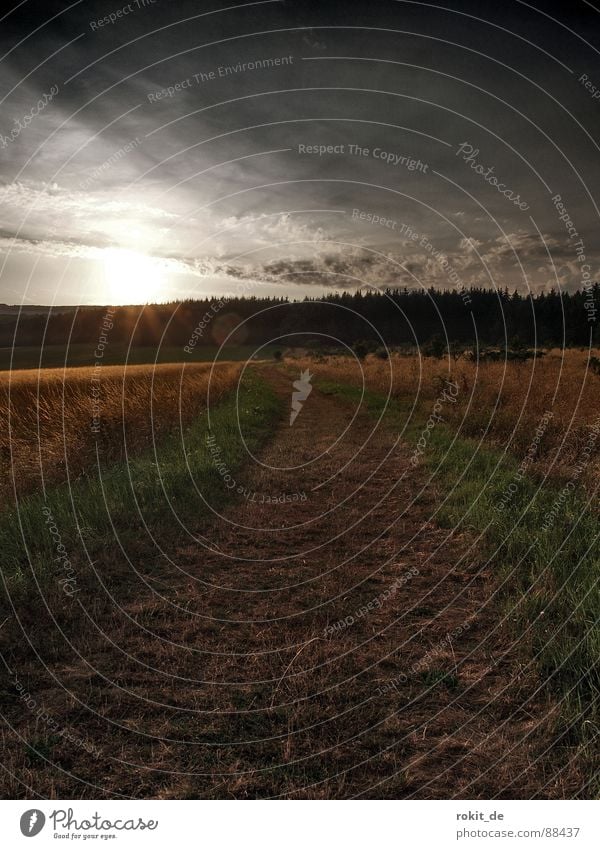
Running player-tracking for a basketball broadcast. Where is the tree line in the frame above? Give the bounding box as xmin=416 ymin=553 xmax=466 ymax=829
xmin=2 ymin=285 xmax=597 ymax=352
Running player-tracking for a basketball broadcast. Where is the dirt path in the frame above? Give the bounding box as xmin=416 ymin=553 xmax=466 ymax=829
xmin=1 ymin=367 xmax=573 ymax=798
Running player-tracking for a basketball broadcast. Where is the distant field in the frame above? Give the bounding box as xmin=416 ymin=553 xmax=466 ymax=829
xmin=0 ymin=343 xmax=280 ymax=370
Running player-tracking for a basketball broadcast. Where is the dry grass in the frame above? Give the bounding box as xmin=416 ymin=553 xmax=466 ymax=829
xmin=289 ymin=349 xmax=600 ymax=488
xmin=0 ymin=361 xmax=241 ymax=503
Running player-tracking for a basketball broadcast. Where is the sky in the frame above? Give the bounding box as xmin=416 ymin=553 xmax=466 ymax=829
xmin=0 ymin=0 xmax=599 ymax=305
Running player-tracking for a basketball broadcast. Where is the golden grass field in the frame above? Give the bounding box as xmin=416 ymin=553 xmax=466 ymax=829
xmin=0 ymin=361 xmax=241 ymax=503
xmin=3 ymin=349 xmax=598 ymax=506
xmin=291 ymin=348 xmax=600 ymax=490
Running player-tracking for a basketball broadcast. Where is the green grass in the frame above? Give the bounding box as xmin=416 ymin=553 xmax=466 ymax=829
xmin=320 ymin=379 xmax=599 ymax=779
xmin=0 ymin=343 xmax=282 ymax=371
xmin=0 ymin=370 xmax=282 ymax=609
xmin=420 ymin=669 xmax=460 ymax=692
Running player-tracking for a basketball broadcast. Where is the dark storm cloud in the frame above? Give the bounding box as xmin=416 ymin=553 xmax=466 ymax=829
xmin=1 ymin=0 xmax=599 ymax=302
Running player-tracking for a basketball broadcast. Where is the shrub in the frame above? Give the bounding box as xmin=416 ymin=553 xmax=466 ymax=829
xmin=352 ymin=340 xmax=369 ymax=360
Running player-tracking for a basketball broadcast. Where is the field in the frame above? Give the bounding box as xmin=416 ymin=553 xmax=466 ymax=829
xmin=291 ymin=348 xmax=600 ymax=490
xmin=0 ymin=343 xmax=280 ymax=371
xmin=0 ymin=361 xmax=241 ymax=502
xmin=0 ymin=349 xmax=597 ymax=798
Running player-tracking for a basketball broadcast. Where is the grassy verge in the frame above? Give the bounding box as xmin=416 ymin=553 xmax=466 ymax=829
xmin=320 ymin=379 xmax=599 ymax=785
xmin=0 ymin=369 xmax=282 ymax=611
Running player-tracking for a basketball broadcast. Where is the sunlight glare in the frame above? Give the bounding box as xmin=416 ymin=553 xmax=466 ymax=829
xmin=102 ymin=248 xmax=164 ymax=305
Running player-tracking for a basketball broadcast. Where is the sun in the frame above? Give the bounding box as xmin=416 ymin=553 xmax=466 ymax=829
xmin=101 ymin=248 xmax=165 ymax=305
